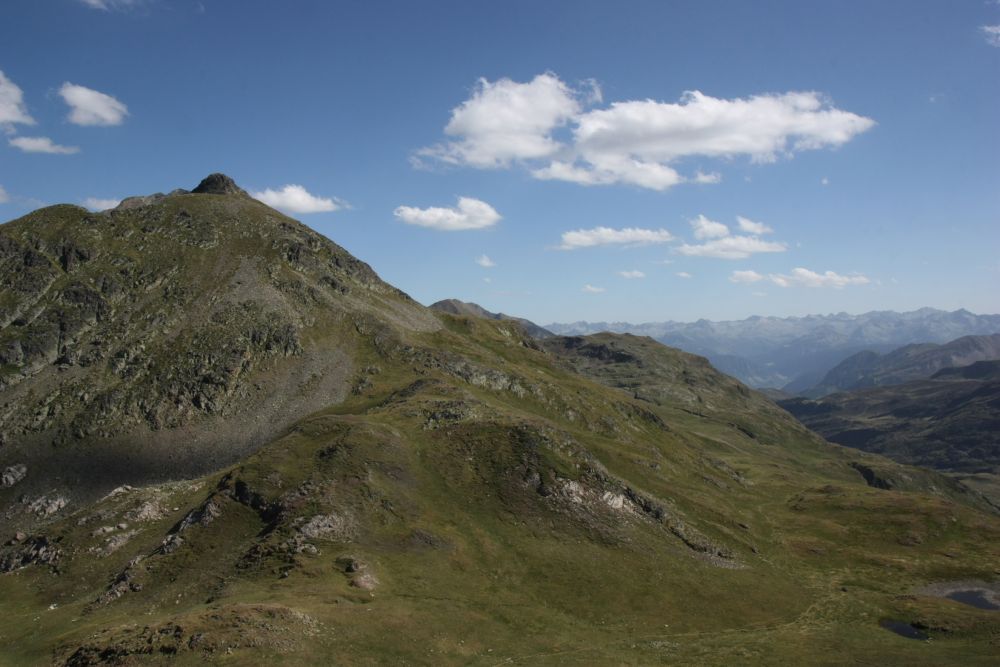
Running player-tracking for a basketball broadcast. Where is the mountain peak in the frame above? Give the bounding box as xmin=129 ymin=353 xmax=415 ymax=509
xmin=429 ymin=298 xmax=555 ymax=338
xmin=191 ymin=172 xmax=249 ymax=197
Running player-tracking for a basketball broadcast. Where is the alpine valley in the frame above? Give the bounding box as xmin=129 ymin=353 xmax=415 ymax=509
xmin=546 ymin=311 xmax=1000 ymax=392
xmin=1 ymin=176 xmax=999 ymax=666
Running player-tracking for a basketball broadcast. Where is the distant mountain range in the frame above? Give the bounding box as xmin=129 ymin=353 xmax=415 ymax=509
xmin=546 ymin=309 xmax=1000 ymax=390
xmin=804 ymin=333 xmax=1000 ymax=397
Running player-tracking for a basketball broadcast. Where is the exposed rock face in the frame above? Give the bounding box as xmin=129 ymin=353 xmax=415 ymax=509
xmin=298 ymin=513 xmax=354 ymax=541
xmin=191 ymin=173 xmax=250 ymax=197
xmin=1 ymin=464 xmax=26 ymax=488
xmin=0 ymin=535 xmax=60 ymax=572
xmin=27 ymin=494 xmax=69 ymax=517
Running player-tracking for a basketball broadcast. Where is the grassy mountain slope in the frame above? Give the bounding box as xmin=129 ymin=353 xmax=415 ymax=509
xmin=429 ymin=298 xmax=554 ymax=339
xmin=780 ymin=360 xmax=1000 ymax=478
xmin=1 ymin=179 xmax=999 ymax=665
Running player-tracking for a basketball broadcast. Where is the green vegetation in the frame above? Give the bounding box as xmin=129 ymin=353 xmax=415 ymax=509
xmin=1 ymin=180 xmax=998 ymax=665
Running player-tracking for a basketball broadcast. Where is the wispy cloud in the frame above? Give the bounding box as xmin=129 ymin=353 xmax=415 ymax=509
xmin=691 ymin=170 xmax=722 ymax=184
xmin=78 ymin=0 xmax=147 ymax=11
xmin=476 ymin=254 xmax=496 ymax=267
xmin=9 ymin=136 xmax=80 ymax=154
xmin=982 ymin=25 xmax=1000 ymax=47
xmin=677 ymin=214 xmax=785 ymax=259
xmin=82 ymin=197 xmax=121 ymax=211
xmin=59 ymin=83 xmax=128 ymax=126
xmin=559 ymin=226 xmax=674 ymax=250
xmin=690 ymin=214 xmax=729 ymax=239
xmin=676 ymin=271 xmax=692 ymax=279
xmin=252 ymin=184 xmax=342 ymax=214
xmin=419 ymin=73 xmax=875 ymax=191
xmin=729 ymin=270 xmax=765 ymax=283
xmin=769 ymin=268 xmax=869 ymax=288
xmin=619 ymin=270 xmax=645 ymax=279
xmin=735 ymin=216 xmax=773 ymax=235
xmin=394 ymin=196 xmax=500 ymax=230
xmin=0 ymin=70 xmax=35 ymax=130
xmin=0 ymin=184 xmax=9 ymax=203
xmin=534 ymin=156 xmax=683 ymax=190
xmin=677 ymin=235 xmax=786 ymax=259
xmin=582 ymin=284 xmax=606 ymax=293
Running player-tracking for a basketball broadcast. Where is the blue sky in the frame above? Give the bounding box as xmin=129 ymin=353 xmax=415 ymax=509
xmin=1 ymin=0 xmax=998 ymax=324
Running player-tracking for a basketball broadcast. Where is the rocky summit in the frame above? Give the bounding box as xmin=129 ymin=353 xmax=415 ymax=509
xmin=190 ymin=173 xmax=251 ymax=197
xmin=1 ymin=177 xmax=999 ymax=665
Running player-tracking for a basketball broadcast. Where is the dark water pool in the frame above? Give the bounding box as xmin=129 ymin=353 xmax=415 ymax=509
xmin=879 ymin=619 xmax=928 ymax=640
xmin=946 ymin=589 xmax=1000 ymax=611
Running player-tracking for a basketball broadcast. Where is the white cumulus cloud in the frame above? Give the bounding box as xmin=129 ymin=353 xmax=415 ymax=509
xmin=252 ymin=184 xmax=342 ymax=214
xmin=619 ymin=270 xmax=645 ymax=279
xmin=577 ymin=90 xmax=871 ymax=160
xmin=394 ymin=196 xmax=501 ymax=231
xmin=554 ymin=90 xmax=874 ymax=189
xmin=582 ymin=284 xmax=606 ymax=293
xmin=420 ymin=74 xmax=874 ymax=191
xmin=476 ymin=254 xmax=496 ymax=267
xmin=729 ymin=269 xmax=765 ymax=283
xmin=416 ymin=73 xmax=580 ymax=168
xmin=677 ymin=235 xmax=786 ymax=259
xmin=769 ymin=268 xmax=869 ymax=288
xmin=982 ymin=25 xmax=1000 ymax=47
xmin=690 ymin=214 xmax=730 ymax=239
xmin=676 ymin=271 xmax=692 ymax=279
xmin=9 ymin=136 xmax=80 ymax=154
xmin=0 ymin=70 xmax=35 ymax=130
xmin=59 ymin=83 xmax=128 ymax=126
xmin=559 ymin=226 xmax=674 ymax=250
xmin=82 ymin=197 xmax=121 ymax=211
xmin=735 ymin=216 xmax=773 ymax=235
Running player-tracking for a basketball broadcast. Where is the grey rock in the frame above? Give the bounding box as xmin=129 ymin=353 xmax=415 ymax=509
xmin=26 ymin=494 xmax=67 ymax=516
xmin=298 ymin=512 xmax=354 ymax=540
xmin=0 ymin=535 xmax=60 ymax=572
xmin=1 ymin=464 xmax=27 ymax=487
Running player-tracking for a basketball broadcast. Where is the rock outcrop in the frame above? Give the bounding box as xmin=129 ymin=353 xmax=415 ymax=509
xmin=191 ymin=172 xmax=250 ymax=197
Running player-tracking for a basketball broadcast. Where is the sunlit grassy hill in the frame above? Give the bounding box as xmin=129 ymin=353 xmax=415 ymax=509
xmin=1 ymin=177 xmax=998 ymax=665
